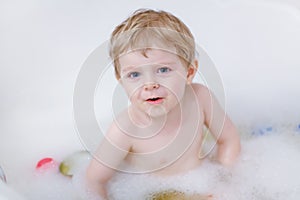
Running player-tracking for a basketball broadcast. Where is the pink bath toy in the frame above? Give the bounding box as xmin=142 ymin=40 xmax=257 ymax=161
xmin=36 ymin=157 xmax=58 ymax=170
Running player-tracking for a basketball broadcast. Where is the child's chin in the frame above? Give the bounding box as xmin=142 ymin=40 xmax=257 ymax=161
xmin=146 ymin=106 xmax=168 ymax=118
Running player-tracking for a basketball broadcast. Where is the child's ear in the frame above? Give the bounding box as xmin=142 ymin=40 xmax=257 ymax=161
xmin=118 ymin=78 xmax=123 ymax=85
xmin=187 ymin=60 xmax=198 ymax=84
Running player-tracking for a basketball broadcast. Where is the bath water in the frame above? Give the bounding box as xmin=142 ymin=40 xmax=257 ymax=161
xmin=8 ymin=125 xmax=300 ymax=200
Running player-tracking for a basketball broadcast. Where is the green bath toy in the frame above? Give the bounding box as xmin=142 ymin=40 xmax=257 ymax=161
xmin=59 ymin=150 xmax=91 ymax=177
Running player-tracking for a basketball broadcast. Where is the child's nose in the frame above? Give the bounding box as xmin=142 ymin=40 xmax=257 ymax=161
xmin=143 ymin=82 xmax=160 ymax=91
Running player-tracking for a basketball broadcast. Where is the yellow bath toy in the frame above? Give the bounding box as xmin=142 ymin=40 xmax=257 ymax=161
xmin=148 ymin=190 xmax=213 ymax=200
xmin=59 ymin=150 xmax=91 ymax=177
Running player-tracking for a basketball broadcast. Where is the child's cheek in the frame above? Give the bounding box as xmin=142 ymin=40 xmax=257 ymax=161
xmin=121 ymin=81 xmax=142 ymax=99
xmin=159 ymin=77 xmax=186 ymax=95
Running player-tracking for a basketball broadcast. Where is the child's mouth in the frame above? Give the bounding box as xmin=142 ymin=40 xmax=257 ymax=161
xmin=146 ymin=97 xmax=164 ymax=104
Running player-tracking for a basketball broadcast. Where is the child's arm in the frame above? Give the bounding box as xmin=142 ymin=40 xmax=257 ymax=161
xmin=86 ymin=122 xmax=132 ymax=199
xmin=195 ymin=84 xmax=241 ymax=166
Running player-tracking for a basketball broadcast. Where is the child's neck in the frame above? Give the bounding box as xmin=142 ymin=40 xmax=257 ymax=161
xmin=129 ymin=102 xmax=182 ymax=132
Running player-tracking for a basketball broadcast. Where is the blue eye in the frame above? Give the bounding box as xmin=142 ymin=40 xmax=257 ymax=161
xmin=128 ymin=71 xmax=140 ymax=78
xmin=157 ymin=67 xmax=171 ymax=73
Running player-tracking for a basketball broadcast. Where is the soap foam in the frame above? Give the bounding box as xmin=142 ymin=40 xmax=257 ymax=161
xmin=105 ymin=130 xmax=300 ymax=200
xmin=9 ymin=127 xmax=300 ymax=200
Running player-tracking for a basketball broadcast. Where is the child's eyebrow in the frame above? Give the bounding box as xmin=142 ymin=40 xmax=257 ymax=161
xmin=121 ymin=66 xmax=137 ymax=74
xmin=159 ymin=62 xmax=177 ymax=66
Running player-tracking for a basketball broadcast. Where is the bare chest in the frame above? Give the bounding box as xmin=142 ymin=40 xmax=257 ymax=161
xmin=125 ymin=121 xmax=204 ymax=174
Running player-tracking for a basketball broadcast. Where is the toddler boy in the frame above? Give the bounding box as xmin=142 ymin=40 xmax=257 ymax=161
xmin=86 ymin=9 xmax=241 ymax=199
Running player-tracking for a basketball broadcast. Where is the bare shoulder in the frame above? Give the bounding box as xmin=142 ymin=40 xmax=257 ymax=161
xmin=189 ymin=83 xmax=217 ymax=117
xmin=190 ymin=83 xmax=211 ymax=101
xmin=104 ymin=110 xmax=134 ymax=150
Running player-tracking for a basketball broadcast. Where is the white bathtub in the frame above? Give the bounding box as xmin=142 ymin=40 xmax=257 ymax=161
xmin=1 ymin=0 xmax=300 ymax=199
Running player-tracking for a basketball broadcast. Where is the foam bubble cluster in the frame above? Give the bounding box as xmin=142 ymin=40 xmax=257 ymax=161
xmin=106 ymin=128 xmax=300 ymax=200
xmin=10 ymin=126 xmax=300 ymax=200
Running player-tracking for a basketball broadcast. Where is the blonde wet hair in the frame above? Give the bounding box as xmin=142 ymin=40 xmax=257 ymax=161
xmin=109 ymin=9 xmax=196 ymax=80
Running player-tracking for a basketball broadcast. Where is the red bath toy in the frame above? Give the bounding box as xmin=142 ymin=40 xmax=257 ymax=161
xmin=36 ymin=157 xmax=57 ymax=170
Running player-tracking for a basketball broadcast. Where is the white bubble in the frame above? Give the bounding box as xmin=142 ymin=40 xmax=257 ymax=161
xmin=8 ymin=126 xmax=300 ymax=200
xmin=106 ymin=128 xmax=300 ymax=200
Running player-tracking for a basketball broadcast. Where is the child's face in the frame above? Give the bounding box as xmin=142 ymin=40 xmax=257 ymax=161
xmin=118 ymin=49 xmax=193 ymax=117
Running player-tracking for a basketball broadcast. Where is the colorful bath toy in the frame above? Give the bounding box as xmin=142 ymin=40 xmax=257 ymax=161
xmin=148 ymin=190 xmax=213 ymax=200
xmin=59 ymin=150 xmax=91 ymax=177
xmin=36 ymin=157 xmax=58 ymax=170
xmin=0 ymin=166 xmax=7 ymax=183
xmin=251 ymin=126 xmax=273 ymax=136
xmin=296 ymin=124 xmax=300 ymax=131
